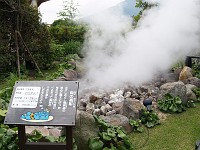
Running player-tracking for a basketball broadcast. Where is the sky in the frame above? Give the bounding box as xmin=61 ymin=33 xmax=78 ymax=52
xmin=39 ymin=0 xmax=124 ymax=24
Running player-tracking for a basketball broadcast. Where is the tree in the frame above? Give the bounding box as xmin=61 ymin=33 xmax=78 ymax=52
xmin=58 ymin=0 xmax=79 ymax=20
xmin=133 ymin=0 xmax=157 ymax=24
xmin=0 ymin=0 xmax=52 ymax=75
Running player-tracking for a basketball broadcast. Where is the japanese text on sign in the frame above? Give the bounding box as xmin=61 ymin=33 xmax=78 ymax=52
xmin=11 ymin=87 xmax=41 ymax=108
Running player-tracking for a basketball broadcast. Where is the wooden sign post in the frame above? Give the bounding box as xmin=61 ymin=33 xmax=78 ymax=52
xmin=4 ymin=81 xmax=79 ymax=150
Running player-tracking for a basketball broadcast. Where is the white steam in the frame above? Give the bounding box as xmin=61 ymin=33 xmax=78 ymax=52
xmin=82 ymin=0 xmax=200 ymax=89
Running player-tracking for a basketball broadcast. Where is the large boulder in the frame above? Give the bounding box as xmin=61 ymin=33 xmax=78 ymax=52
xmin=163 ymin=72 xmax=179 ymax=83
xmin=73 ymin=111 xmax=98 ymax=150
xmin=64 ymin=69 xmax=77 ymax=81
xmin=122 ymin=98 xmax=144 ymax=119
xmin=100 ymin=114 xmax=132 ymax=133
xmin=179 ymin=66 xmax=193 ymax=81
xmin=182 ymin=77 xmax=200 ymax=88
xmin=159 ymin=81 xmax=187 ymax=104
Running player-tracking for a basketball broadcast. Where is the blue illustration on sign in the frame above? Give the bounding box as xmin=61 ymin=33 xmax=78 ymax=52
xmin=20 ymin=109 xmax=53 ymax=122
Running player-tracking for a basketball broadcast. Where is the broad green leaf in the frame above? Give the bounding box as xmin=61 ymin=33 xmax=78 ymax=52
xmin=88 ymin=137 xmax=104 ymax=150
xmin=0 ymin=109 xmax=7 ymax=117
xmin=45 ymin=136 xmax=57 ymax=142
xmin=146 ymin=122 xmax=154 ymax=128
xmin=117 ymin=129 xmax=127 ymax=139
xmin=102 ymin=132 xmax=112 ymax=141
xmin=175 ymin=97 xmax=182 ymax=104
xmin=107 ymin=128 xmax=116 ymax=138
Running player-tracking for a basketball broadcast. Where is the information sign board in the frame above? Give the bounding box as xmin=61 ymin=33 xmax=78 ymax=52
xmin=4 ymin=81 xmax=79 ymax=126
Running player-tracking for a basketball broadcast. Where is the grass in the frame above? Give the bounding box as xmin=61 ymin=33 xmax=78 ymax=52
xmin=129 ymin=103 xmax=200 ymax=150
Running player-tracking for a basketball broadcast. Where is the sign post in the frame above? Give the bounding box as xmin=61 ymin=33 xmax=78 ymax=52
xmin=4 ymin=81 xmax=79 ymax=150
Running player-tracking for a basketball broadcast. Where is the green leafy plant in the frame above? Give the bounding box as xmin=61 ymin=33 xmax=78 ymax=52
xmin=129 ymin=119 xmax=144 ymax=133
xmin=186 ymin=100 xmax=196 ymax=108
xmin=0 ymin=124 xmax=18 ymax=150
xmin=88 ymin=115 xmax=134 ymax=150
xmin=157 ymin=93 xmax=185 ymax=113
xmin=192 ymin=88 xmax=200 ymax=102
xmin=27 ymin=129 xmax=77 ymax=149
xmin=140 ymin=109 xmax=160 ymax=128
xmin=191 ymin=59 xmax=200 ymax=78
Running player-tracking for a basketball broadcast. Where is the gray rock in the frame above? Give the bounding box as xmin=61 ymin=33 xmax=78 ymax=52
xmin=86 ymin=103 xmax=95 ymax=114
xmin=123 ymin=98 xmax=144 ymax=119
xmin=63 ymin=69 xmax=77 ymax=81
xmin=112 ymin=102 xmax=124 ymax=114
xmin=179 ymin=66 xmax=193 ymax=81
xmin=100 ymin=114 xmax=132 ymax=133
xmin=53 ymin=77 xmax=67 ymax=81
xmin=49 ymin=128 xmax=61 ymax=137
xmin=139 ymin=86 xmax=148 ymax=93
xmin=108 ymin=100 xmax=115 ymax=106
xmin=89 ymin=94 xmax=99 ymax=103
xmin=100 ymin=106 xmax=107 ymax=115
xmin=163 ymin=73 xmax=179 ymax=83
xmin=105 ymin=104 xmax=112 ymax=111
xmin=26 ymin=126 xmax=50 ymax=136
xmin=79 ymin=98 xmax=88 ymax=107
xmin=131 ymin=91 xmax=139 ymax=99
xmin=73 ymin=111 xmax=98 ymax=150
xmin=93 ymin=108 xmax=101 ymax=116
xmin=78 ymin=105 xmax=86 ymax=111
xmin=124 ymin=91 xmax=132 ymax=98
xmin=159 ymin=81 xmax=187 ymax=104
xmin=94 ymin=99 xmax=104 ymax=107
xmin=102 ymin=96 xmax=110 ymax=104
xmin=106 ymin=110 xmax=116 ymax=116
xmin=183 ymin=77 xmax=200 ymax=88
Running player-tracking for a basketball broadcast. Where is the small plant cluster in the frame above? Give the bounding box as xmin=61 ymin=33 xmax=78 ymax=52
xmin=0 ymin=125 xmax=18 ymax=150
xmin=192 ymin=88 xmax=200 ymax=102
xmin=129 ymin=119 xmax=144 ymax=132
xmin=88 ymin=115 xmax=134 ymax=150
xmin=192 ymin=59 xmax=200 ymax=78
xmin=129 ymin=108 xmax=160 ymax=132
xmin=27 ymin=130 xmax=77 ymax=150
xmin=0 ymin=73 xmax=18 ymax=124
xmin=0 ymin=126 xmax=77 ymax=150
xmin=140 ymin=109 xmax=160 ymax=128
xmin=157 ymin=93 xmax=186 ymax=113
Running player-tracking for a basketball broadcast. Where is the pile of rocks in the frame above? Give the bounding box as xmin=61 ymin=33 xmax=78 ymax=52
xmin=73 ymin=66 xmax=200 ymax=150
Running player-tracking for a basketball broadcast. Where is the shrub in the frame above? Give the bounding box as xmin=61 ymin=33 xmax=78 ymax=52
xmin=192 ymin=88 xmax=200 ymax=101
xmin=88 ymin=115 xmax=134 ymax=150
xmin=157 ymin=93 xmax=185 ymax=113
xmin=140 ymin=109 xmax=160 ymax=128
xmin=129 ymin=119 xmax=144 ymax=132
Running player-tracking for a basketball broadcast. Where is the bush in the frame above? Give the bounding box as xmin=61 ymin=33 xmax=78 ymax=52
xmin=63 ymin=40 xmax=83 ymax=56
xmin=140 ymin=109 xmax=160 ymax=128
xmin=88 ymin=115 xmax=134 ymax=150
xmin=157 ymin=93 xmax=185 ymax=113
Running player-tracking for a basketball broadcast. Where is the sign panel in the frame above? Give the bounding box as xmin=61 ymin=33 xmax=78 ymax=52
xmin=4 ymin=81 xmax=79 ymax=126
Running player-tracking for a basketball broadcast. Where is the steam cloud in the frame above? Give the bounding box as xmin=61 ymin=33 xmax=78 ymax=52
xmin=81 ymin=0 xmax=200 ymax=89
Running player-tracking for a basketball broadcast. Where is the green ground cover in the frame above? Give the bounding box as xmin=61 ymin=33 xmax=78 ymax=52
xmin=130 ymin=103 xmax=200 ymax=150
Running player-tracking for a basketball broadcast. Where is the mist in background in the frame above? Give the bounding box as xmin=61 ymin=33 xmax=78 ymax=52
xmin=81 ymin=0 xmax=200 ymax=89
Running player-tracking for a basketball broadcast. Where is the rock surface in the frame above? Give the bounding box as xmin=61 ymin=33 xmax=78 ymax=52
xmin=159 ymin=81 xmax=187 ymax=104
xmin=100 ymin=114 xmax=132 ymax=133
xmin=73 ymin=110 xmax=98 ymax=150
